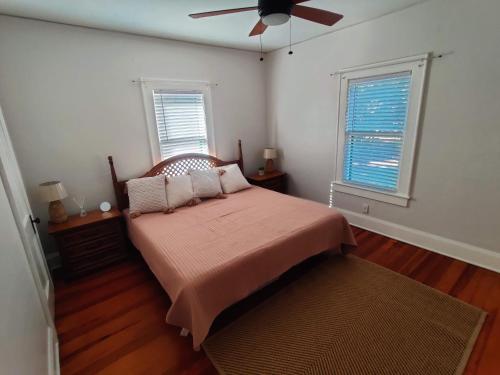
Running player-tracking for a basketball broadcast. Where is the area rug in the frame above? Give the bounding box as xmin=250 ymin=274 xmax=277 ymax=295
xmin=203 ymin=255 xmax=485 ymax=375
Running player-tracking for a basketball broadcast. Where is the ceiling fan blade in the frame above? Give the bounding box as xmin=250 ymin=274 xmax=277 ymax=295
xmin=291 ymin=5 xmax=343 ymax=26
xmin=293 ymin=0 xmax=311 ymax=3
xmin=189 ymin=6 xmax=258 ymax=19
xmin=249 ymin=19 xmax=268 ymax=37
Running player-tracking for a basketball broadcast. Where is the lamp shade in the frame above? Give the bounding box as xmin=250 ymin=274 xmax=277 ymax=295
xmin=39 ymin=181 xmax=68 ymax=202
xmin=263 ymin=148 xmax=278 ymax=160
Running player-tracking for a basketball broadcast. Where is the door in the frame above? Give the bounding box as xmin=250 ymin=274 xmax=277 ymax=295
xmin=0 ymin=106 xmax=54 ymax=319
xmin=0 ymin=176 xmax=58 ymax=374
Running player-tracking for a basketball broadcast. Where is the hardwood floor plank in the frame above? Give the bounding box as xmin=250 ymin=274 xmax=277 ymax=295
xmin=60 ymin=297 xmax=170 ymax=360
xmin=56 ymin=271 xmax=154 ymax=318
xmin=411 ymin=252 xmax=452 ymax=284
xmin=57 ymin=282 xmax=166 ymax=337
xmin=55 ymin=259 xmax=146 ymax=298
xmin=62 ymin=311 xmax=168 ymax=375
xmin=395 ymin=246 xmax=432 ymax=276
xmin=94 ymin=334 xmax=203 ymax=375
xmin=55 ymin=226 xmax=500 ymax=375
xmin=351 ymin=232 xmax=389 ymax=258
xmin=432 ymin=259 xmax=469 ymax=294
xmin=362 ymin=237 xmax=398 ymax=264
xmin=457 ymin=268 xmax=500 ymax=374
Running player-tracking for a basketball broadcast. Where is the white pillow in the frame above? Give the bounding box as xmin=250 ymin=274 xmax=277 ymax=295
xmin=127 ymin=175 xmax=168 ymax=216
xmin=166 ymin=175 xmax=195 ymax=208
xmin=217 ymin=164 xmax=251 ymax=194
xmin=189 ymin=169 xmax=223 ymax=198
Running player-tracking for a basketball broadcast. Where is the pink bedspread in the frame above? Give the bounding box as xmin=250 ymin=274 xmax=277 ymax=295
xmin=125 ymin=186 xmax=356 ymax=348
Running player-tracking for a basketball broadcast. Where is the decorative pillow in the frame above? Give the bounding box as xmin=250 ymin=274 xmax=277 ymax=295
xmin=166 ymin=175 xmax=196 ymax=209
xmin=216 ymin=164 xmax=251 ymax=194
xmin=189 ymin=169 xmax=224 ymax=198
xmin=127 ymin=175 xmax=168 ymax=217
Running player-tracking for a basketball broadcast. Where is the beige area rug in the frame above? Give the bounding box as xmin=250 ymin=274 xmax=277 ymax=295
xmin=203 ymin=255 xmax=485 ymax=375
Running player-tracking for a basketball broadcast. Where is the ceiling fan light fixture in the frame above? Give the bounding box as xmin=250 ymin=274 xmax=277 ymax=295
xmin=262 ymin=13 xmax=290 ymax=26
xmin=190 ymin=0 xmax=345 ymax=39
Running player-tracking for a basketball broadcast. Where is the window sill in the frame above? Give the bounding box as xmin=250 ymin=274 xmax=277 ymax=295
xmin=333 ymin=182 xmax=409 ymax=207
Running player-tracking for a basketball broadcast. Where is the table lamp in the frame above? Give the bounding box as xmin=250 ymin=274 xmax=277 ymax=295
xmin=39 ymin=181 xmax=68 ymax=223
xmin=263 ymin=148 xmax=278 ymax=173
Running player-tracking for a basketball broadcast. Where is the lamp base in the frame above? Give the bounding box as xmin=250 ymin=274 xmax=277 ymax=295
xmin=49 ymin=200 xmax=68 ymax=223
xmin=264 ymin=159 xmax=275 ymax=174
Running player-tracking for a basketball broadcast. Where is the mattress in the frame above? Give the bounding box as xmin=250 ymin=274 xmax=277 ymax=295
xmin=125 ymin=186 xmax=356 ymax=348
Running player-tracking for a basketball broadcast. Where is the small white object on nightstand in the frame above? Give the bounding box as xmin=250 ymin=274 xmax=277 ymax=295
xmin=99 ymin=201 xmax=111 ymax=212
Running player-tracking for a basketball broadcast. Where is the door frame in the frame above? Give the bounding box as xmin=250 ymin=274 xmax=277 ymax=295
xmin=0 ymin=106 xmax=55 ymax=326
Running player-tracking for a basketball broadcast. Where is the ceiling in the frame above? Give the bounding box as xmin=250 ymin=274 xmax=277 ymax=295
xmin=0 ymin=0 xmax=426 ymax=52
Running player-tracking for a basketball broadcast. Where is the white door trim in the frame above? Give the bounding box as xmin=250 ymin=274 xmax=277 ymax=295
xmin=47 ymin=327 xmax=60 ymax=375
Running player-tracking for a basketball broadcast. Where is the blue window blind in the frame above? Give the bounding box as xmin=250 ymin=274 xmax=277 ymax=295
xmin=343 ymin=72 xmax=411 ymax=191
xmin=153 ymin=90 xmax=209 ymax=159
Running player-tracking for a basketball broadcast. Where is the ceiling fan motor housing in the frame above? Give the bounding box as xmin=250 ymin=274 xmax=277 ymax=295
xmin=258 ymin=0 xmax=293 ymax=26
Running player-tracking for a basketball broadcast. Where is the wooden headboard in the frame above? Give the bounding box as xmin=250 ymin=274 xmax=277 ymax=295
xmin=108 ymin=140 xmax=243 ymax=211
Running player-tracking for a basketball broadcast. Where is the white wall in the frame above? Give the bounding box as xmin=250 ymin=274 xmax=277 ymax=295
xmin=266 ymin=0 xmax=500 ymax=253
xmin=0 ymin=15 xmax=267 ymax=259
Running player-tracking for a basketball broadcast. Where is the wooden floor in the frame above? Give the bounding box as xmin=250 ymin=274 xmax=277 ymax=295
xmin=55 ymin=227 xmax=500 ymax=375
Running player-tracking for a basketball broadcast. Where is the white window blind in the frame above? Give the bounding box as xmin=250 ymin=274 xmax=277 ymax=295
xmin=152 ymin=90 xmax=209 ymax=159
xmin=334 ymin=54 xmax=429 ymax=206
xmin=343 ymin=72 xmax=411 ymax=191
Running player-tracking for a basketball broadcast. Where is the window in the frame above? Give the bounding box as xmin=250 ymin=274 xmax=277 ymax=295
xmin=153 ymin=91 xmax=208 ymax=159
xmin=334 ymin=54 xmax=429 ymax=206
xmin=141 ymin=80 xmax=215 ymax=163
xmin=343 ymin=73 xmax=410 ymax=192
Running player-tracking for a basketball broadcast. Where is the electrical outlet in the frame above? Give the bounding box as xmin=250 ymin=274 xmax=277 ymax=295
xmin=362 ymin=203 xmax=369 ymax=214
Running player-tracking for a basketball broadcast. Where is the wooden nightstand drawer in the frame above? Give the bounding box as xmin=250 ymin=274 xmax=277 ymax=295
xmin=65 ymin=234 xmax=122 ymax=258
xmin=247 ymin=171 xmax=287 ymax=194
xmin=66 ymin=250 xmax=128 ymax=278
xmin=60 ymin=221 xmax=118 ymax=247
xmin=48 ymin=208 xmax=128 ymax=279
xmin=67 ymin=243 xmax=123 ymax=267
xmin=259 ymin=179 xmax=284 ymax=192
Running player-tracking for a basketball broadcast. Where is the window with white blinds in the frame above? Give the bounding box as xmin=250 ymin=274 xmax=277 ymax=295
xmin=343 ymin=73 xmax=410 ymax=191
xmin=152 ymin=90 xmax=209 ymax=159
xmin=334 ymin=55 xmax=429 ymax=206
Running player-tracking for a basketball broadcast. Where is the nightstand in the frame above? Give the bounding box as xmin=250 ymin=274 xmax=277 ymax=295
xmin=247 ymin=171 xmax=287 ymax=193
xmin=48 ymin=208 xmax=128 ymax=279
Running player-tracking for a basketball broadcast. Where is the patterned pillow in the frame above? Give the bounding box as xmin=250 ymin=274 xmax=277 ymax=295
xmin=216 ymin=164 xmax=251 ymax=194
xmin=166 ymin=175 xmax=197 ymax=209
xmin=127 ymin=175 xmax=168 ymax=217
xmin=189 ymin=169 xmax=223 ymax=199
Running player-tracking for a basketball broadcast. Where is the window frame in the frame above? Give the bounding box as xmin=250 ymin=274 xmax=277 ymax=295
xmin=140 ymin=79 xmax=216 ymax=164
xmin=334 ymin=54 xmax=429 ymax=207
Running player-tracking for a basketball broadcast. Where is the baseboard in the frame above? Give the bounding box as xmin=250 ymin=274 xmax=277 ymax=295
xmin=339 ymin=208 xmax=500 ymax=274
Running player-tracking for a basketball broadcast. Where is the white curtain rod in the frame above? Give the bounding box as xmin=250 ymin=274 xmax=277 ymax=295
xmin=131 ymin=78 xmax=218 ymax=87
xmin=330 ymin=51 xmax=453 ymax=77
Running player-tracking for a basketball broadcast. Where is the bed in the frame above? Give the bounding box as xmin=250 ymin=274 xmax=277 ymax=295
xmin=108 ymin=140 xmax=356 ymax=348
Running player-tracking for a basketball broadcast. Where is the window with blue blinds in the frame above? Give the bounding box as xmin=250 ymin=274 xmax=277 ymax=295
xmin=152 ymin=90 xmax=209 ymax=159
xmin=343 ymin=72 xmax=411 ymax=191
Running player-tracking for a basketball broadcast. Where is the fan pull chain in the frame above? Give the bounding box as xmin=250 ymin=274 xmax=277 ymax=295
xmin=260 ymin=31 xmax=264 ymax=61
xmin=288 ymin=17 xmax=293 ymax=55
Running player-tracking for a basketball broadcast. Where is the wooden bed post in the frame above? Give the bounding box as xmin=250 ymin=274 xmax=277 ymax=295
xmin=237 ymin=139 xmax=244 ymax=174
xmin=108 ymin=156 xmax=124 ymax=211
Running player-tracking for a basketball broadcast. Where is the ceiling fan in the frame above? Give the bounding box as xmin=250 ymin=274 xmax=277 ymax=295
xmin=189 ymin=0 xmax=344 ymax=37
